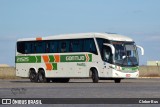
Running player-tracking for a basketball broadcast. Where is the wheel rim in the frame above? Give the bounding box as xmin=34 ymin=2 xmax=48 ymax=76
xmin=30 ymin=72 xmax=36 ymax=81
xmin=32 ymin=73 xmax=35 ymax=79
xmin=39 ymin=73 xmax=43 ymax=81
xmin=92 ymin=72 xmax=95 ymax=80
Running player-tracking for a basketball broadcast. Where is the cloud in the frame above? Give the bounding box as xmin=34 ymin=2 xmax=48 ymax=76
xmin=132 ymin=10 xmax=143 ymax=14
xmin=144 ymin=36 xmax=160 ymax=42
xmin=131 ymin=32 xmax=160 ymax=42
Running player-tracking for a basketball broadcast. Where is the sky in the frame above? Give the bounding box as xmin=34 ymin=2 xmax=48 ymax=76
xmin=0 ymin=0 xmax=160 ymax=66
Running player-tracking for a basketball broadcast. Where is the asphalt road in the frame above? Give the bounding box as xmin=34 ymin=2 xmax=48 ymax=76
xmin=0 ymin=78 xmax=160 ymax=107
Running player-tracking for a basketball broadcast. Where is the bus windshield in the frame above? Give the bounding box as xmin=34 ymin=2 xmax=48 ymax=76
xmin=112 ymin=42 xmax=139 ymax=67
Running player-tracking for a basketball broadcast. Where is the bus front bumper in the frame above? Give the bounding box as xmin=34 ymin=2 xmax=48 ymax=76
xmin=112 ymin=69 xmax=139 ymax=78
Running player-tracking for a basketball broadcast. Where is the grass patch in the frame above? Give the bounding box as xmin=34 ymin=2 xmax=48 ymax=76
xmin=140 ymin=73 xmax=160 ymax=77
xmin=0 ymin=76 xmax=21 ymax=79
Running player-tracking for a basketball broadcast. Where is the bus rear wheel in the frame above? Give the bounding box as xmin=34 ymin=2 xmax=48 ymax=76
xmin=29 ymin=69 xmax=38 ymax=82
xmin=91 ymin=69 xmax=99 ymax=83
xmin=38 ymin=70 xmax=50 ymax=83
xmin=114 ymin=79 xmax=121 ymax=83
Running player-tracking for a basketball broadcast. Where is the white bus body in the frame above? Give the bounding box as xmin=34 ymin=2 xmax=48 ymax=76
xmin=16 ymin=33 xmax=144 ymax=83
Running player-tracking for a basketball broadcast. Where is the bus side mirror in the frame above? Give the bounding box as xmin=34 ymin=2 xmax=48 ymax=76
xmin=103 ymin=43 xmax=115 ymax=54
xmin=136 ymin=45 xmax=144 ymax=55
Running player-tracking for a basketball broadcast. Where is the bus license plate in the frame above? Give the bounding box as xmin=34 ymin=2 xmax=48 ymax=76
xmin=126 ymin=74 xmax=131 ymax=77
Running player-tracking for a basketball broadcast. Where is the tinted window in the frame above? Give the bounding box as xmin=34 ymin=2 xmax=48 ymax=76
xmin=17 ymin=38 xmax=98 ymax=54
xmin=36 ymin=41 xmax=45 ymax=53
xmin=70 ymin=39 xmax=83 ymax=52
xmin=83 ymin=39 xmax=97 ymax=54
xmin=96 ymin=38 xmax=110 ymax=60
xmin=17 ymin=42 xmax=25 ymax=54
xmin=48 ymin=41 xmax=58 ymax=53
xmin=59 ymin=40 xmax=69 ymax=53
xmin=102 ymin=45 xmax=113 ymax=63
xmin=25 ymin=42 xmax=32 ymax=53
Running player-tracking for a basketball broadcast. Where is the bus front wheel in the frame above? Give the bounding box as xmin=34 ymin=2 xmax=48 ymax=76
xmin=92 ymin=69 xmax=99 ymax=83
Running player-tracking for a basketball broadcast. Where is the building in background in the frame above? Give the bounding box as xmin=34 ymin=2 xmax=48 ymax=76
xmin=147 ymin=61 xmax=160 ymax=66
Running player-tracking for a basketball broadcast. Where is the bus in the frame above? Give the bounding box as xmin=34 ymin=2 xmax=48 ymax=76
xmin=16 ymin=33 xmax=144 ymax=83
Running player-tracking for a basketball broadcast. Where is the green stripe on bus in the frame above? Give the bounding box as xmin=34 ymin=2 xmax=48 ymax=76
xmin=16 ymin=54 xmax=92 ymax=63
xmin=122 ymin=67 xmax=139 ymax=71
xmin=36 ymin=56 xmax=41 ymax=63
xmin=88 ymin=54 xmax=92 ymax=62
xmin=52 ymin=63 xmax=57 ymax=70
xmin=49 ymin=55 xmax=54 ymax=62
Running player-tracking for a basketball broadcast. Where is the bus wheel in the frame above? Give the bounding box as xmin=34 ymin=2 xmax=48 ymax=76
xmin=92 ymin=69 xmax=99 ymax=83
xmin=29 ymin=69 xmax=38 ymax=82
xmin=38 ymin=70 xmax=47 ymax=83
xmin=114 ymin=79 xmax=121 ymax=83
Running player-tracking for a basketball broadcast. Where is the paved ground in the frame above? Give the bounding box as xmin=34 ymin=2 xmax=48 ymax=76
xmin=0 ymin=78 xmax=160 ymax=107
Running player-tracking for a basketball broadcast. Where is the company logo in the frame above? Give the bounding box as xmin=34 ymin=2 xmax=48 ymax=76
xmin=2 ymin=99 xmax=11 ymax=104
xmin=66 ymin=56 xmax=85 ymax=61
xmin=17 ymin=57 xmax=29 ymax=62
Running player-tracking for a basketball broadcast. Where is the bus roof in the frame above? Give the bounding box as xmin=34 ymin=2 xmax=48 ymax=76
xmin=17 ymin=33 xmax=133 ymax=42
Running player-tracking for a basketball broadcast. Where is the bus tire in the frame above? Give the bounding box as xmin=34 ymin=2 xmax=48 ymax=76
xmin=114 ymin=78 xmax=121 ymax=83
xmin=92 ymin=69 xmax=99 ymax=83
xmin=38 ymin=70 xmax=47 ymax=83
xmin=29 ymin=69 xmax=38 ymax=82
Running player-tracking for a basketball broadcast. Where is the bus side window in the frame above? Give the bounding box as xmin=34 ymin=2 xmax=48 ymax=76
xmin=37 ymin=42 xmax=40 ymax=53
xmin=69 ymin=40 xmax=73 ymax=52
xmin=46 ymin=41 xmax=50 ymax=53
xmin=72 ymin=40 xmax=80 ymax=52
xmin=61 ymin=42 xmax=66 ymax=52
xmin=50 ymin=41 xmax=54 ymax=53
xmin=103 ymin=46 xmax=112 ymax=63
xmin=83 ymin=39 xmax=89 ymax=52
xmin=17 ymin=42 xmax=25 ymax=54
xmin=25 ymin=42 xmax=29 ymax=54
xmin=34 ymin=42 xmax=37 ymax=53
xmin=38 ymin=41 xmax=45 ymax=53
xmin=25 ymin=42 xmax=32 ymax=54
xmin=83 ymin=39 xmax=97 ymax=55
xmin=69 ymin=39 xmax=85 ymax=53
xmin=30 ymin=42 xmax=36 ymax=53
xmin=49 ymin=41 xmax=55 ymax=53
xmin=31 ymin=42 xmax=34 ymax=53
xmin=90 ymin=39 xmax=97 ymax=55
